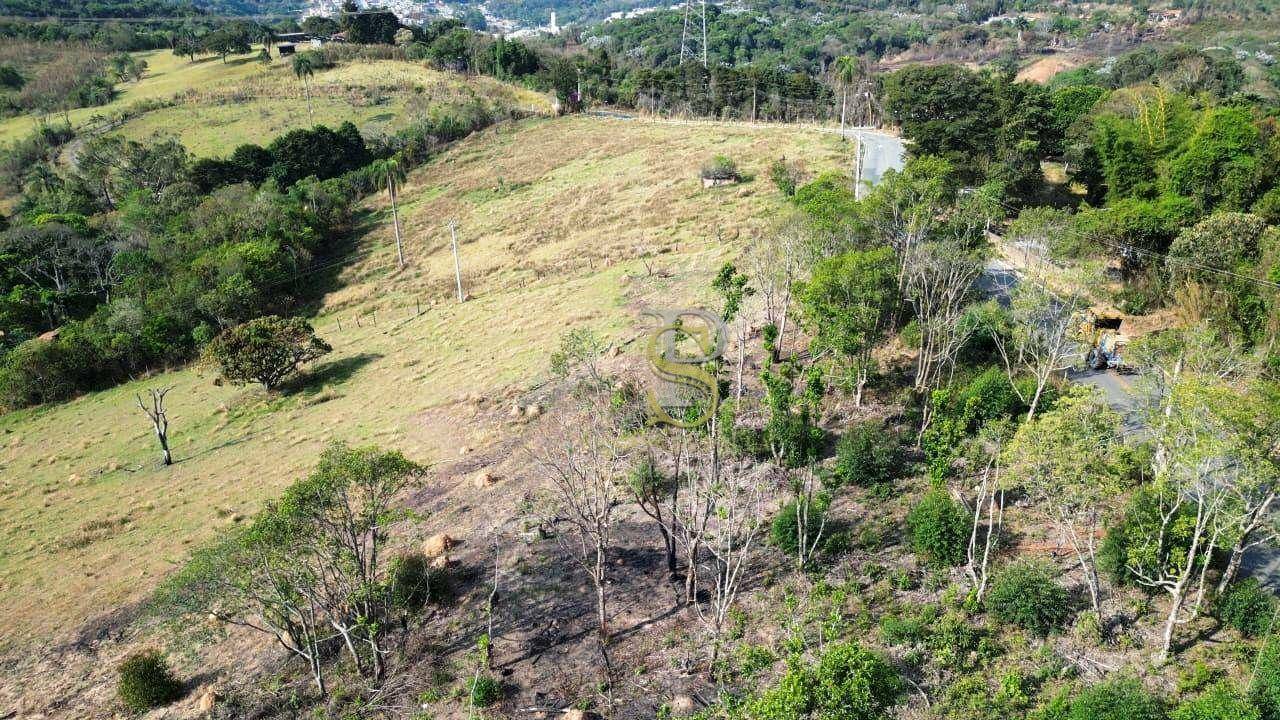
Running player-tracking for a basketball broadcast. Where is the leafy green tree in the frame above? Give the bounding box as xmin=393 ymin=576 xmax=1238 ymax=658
xmin=882 ymin=64 xmax=998 ymax=182
xmin=1253 ymin=633 xmax=1280 ymax=720
xmin=1218 ymin=579 xmax=1279 ymax=638
xmin=0 ymin=64 xmax=24 ymax=90
xmin=829 ymin=422 xmax=899 ymax=489
xmin=368 ymin=157 xmax=408 ymax=267
xmin=626 ymin=455 xmax=679 ymax=576
xmin=340 ymin=0 xmax=401 ymax=44
xmin=1002 ymin=387 xmax=1123 ymax=614
xmin=200 ymin=23 xmax=254 ymax=63
xmin=202 ymin=315 xmax=331 ymax=390
xmin=1166 ymin=212 xmax=1266 ymax=285
xmin=1166 ymin=106 xmax=1264 ymax=212
xmin=116 ymin=650 xmax=183 ymax=711
xmin=798 ymin=246 xmax=896 ymax=404
xmin=833 ymin=55 xmax=859 ymax=130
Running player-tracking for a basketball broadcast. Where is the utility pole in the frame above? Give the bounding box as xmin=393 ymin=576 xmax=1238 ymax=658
xmin=852 ymin=131 xmax=866 ymax=200
xmin=448 ymin=219 xmax=465 ymax=302
xmin=388 ymin=164 xmax=405 ymax=269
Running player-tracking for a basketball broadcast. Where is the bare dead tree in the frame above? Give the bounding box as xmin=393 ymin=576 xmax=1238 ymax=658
xmin=990 ymin=277 xmax=1088 ymax=420
xmin=531 ymin=403 xmax=628 ymax=674
xmin=745 ymin=216 xmax=811 ymax=360
xmin=904 ymin=240 xmax=983 ymax=439
xmin=965 ymin=456 xmax=1003 ymax=601
xmin=791 ymin=466 xmax=827 ymax=572
xmin=135 ymin=385 xmax=175 ymax=466
xmin=689 ymin=443 xmax=769 ymax=677
xmin=671 ymin=421 xmax=717 ymax=605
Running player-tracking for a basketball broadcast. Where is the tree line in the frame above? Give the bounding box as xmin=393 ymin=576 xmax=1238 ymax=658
xmin=0 ymin=85 xmax=522 ymax=409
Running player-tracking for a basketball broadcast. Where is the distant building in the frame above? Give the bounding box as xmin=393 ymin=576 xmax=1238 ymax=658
xmin=278 ymin=42 xmax=297 ymax=55
xmin=550 ymin=10 xmax=559 ymax=33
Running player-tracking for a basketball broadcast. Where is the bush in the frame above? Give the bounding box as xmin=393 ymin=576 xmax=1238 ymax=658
xmin=467 ymin=674 xmax=503 ymax=707
xmin=1172 ymin=682 xmax=1259 ymax=720
xmin=828 ymin=423 xmax=900 ymax=489
xmin=770 ymin=495 xmax=829 ymax=557
xmin=906 ymin=488 xmax=969 ymax=567
xmin=202 ymin=315 xmax=332 ymax=390
xmin=748 ymin=641 xmax=903 ymax=720
xmin=1251 ymin=634 xmax=1280 ymax=720
xmin=770 ymin=157 xmax=804 ymax=196
xmin=0 ymin=335 xmax=91 ymax=409
xmin=701 ymin=154 xmax=741 ymax=181
xmin=388 ymin=552 xmax=451 ymax=611
xmin=1218 ymin=578 xmax=1278 ymax=638
xmin=1067 ymin=678 xmax=1163 ymax=720
xmin=986 ymin=561 xmax=1071 ymax=636
xmin=117 ymin=650 xmax=183 ymax=712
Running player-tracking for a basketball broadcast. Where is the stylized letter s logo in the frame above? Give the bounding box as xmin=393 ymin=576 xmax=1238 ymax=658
xmin=641 ymin=308 xmax=726 ymax=429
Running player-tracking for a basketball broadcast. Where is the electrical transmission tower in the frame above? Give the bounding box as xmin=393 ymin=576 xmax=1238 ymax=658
xmin=679 ymin=0 xmax=708 ymax=68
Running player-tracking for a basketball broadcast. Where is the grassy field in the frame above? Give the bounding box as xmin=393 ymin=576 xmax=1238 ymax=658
xmin=110 ymin=59 xmax=553 ymax=156
xmin=0 ymin=114 xmax=847 ymax=646
xmin=0 ymin=49 xmax=268 ymax=143
xmin=0 ymin=49 xmax=553 ymax=153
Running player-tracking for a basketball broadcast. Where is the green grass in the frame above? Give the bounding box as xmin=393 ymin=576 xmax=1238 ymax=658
xmin=0 ymin=49 xmax=270 ymax=144
xmin=0 ymin=114 xmax=847 ymax=646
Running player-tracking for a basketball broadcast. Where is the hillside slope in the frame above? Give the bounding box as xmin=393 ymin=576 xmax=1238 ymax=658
xmin=0 ymin=114 xmax=846 ymax=661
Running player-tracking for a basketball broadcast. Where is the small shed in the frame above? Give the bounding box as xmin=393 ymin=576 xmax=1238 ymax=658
xmin=277 ymin=43 xmax=297 ymax=56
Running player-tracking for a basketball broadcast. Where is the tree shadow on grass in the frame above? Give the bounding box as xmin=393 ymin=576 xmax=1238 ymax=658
xmin=281 ymin=353 xmax=384 ymax=395
xmin=290 ymin=208 xmax=382 ymax=317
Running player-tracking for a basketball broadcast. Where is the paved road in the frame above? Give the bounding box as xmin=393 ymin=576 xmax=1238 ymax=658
xmin=842 ymin=127 xmax=907 ymax=185
xmin=981 ymin=252 xmax=1280 ymax=592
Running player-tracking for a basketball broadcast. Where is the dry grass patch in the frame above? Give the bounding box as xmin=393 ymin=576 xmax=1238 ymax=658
xmin=0 ymin=114 xmax=845 ymax=649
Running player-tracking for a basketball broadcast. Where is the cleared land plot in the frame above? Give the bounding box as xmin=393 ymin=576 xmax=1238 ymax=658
xmin=0 ymin=114 xmax=847 ymax=646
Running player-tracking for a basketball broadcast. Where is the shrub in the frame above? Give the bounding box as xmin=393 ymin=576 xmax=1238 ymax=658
xmin=770 ymin=495 xmax=829 ymax=558
xmin=986 ymin=561 xmax=1071 ymax=636
xmin=749 ymin=641 xmax=903 ymax=720
xmin=1252 ymin=633 xmax=1280 ymax=720
xmin=701 ymin=154 xmax=741 ymax=181
xmin=770 ymin=157 xmax=804 ymax=196
xmin=829 ymin=423 xmax=900 ymax=489
xmin=388 ymin=552 xmax=450 ymax=611
xmin=879 ymin=604 xmax=937 ymax=646
xmin=467 ymin=674 xmax=503 ymax=707
xmin=1218 ymin=578 xmax=1278 ymax=638
xmin=0 ymin=335 xmax=91 ymax=409
xmin=117 ymin=650 xmax=183 ymax=712
xmin=906 ymin=488 xmax=969 ymax=567
xmin=1172 ymin=682 xmax=1259 ymax=720
xmin=202 ymin=315 xmax=332 ymax=390
xmin=1068 ymin=678 xmax=1163 ymax=720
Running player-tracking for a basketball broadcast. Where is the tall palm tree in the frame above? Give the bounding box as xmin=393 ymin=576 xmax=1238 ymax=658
xmin=292 ymin=53 xmax=316 ymax=124
xmin=372 ymin=158 xmax=408 ymax=268
xmin=833 ymin=55 xmax=858 ymax=133
xmin=260 ymin=26 xmax=278 ymax=53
